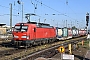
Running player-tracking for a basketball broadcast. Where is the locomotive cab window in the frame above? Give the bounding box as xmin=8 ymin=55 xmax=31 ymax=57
xmin=14 ymin=25 xmax=28 ymax=32
xmin=15 ymin=26 xmax=20 ymax=29
xmin=14 ymin=26 xmax=21 ymax=32
xmin=21 ymin=26 xmax=28 ymax=32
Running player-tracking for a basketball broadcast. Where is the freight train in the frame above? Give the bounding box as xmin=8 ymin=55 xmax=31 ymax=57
xmin=56 ymin=27 xmax=87 ymax=40
xmin=12 ymin=22 xmax=87 ymax=48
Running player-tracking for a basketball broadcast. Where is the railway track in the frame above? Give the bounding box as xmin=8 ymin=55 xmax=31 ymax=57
xmin=0 ymin=48 xmax=16 ymax=57
xmin=0 ymin=42 xmax=63 ymax=60
xmin=0 ymin=36 xmax=86 ymax=60
xmin=21 ymin=36 xmax=86 ymax=60
xmin=0 ymin=39 xmax=11 ymax=44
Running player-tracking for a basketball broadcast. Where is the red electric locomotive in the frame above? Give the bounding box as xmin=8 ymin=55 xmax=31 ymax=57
xmin=12 ymin=22 xmax=56 ymax=47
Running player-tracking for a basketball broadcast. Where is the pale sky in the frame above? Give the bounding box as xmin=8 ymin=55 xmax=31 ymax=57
xmin=0 ymin=0 xmax=90 ymax=29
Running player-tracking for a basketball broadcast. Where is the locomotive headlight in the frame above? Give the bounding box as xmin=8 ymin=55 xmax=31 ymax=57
xmin=14 ymin=35 xmax=18 ymax=38
xmin=21 ymin=36 xmax=29 ymax=39
xmin=27 ymin=36 xmax=29 ymax=39
xmin=21 ymin=36 xmax=27 ymax=38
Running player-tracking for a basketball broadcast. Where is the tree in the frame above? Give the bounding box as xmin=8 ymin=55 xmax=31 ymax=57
xmin=72 ymin=26 xmax=77 ymax=29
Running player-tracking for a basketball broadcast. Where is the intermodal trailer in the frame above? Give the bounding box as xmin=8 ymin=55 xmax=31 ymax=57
xmin=62 ymin=27 xmax=68 ymax=39
xmin=56 ymin=27 xmax=63 ymax=40
xmin=67 ymin=28 xmax=72 ymax=39
xmin=79 ymin=29 xmax=87 ymax=36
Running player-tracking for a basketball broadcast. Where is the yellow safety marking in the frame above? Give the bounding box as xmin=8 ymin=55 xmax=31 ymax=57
xmin=58 ymin=46 xmax=65 ymax=53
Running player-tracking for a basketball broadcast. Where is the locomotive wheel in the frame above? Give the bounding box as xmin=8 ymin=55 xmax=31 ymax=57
xmin=42 ymin=41 xmax=46 ymax=44
xmin=48 ymin=40 xmax=52 ymax=43
xmin=28 ymin=44 xmax=32 ymax=48
xmin=25 ymin=43 xmax=31 ymax=48
xmin=38 ymin=41 xmax=42 ymax=45
xmin=46 ymin=40 xmax=48 ymax=44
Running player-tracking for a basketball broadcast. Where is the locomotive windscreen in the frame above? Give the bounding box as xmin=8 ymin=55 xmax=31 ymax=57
xmin=14 ymin=25 xmax=28 ymax=32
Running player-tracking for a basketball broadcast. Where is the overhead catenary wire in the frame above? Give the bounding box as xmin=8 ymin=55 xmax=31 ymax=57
xmin=0 ymin=2 xmax=24 ymax=19
xmin=0 ymin=4 xmax=20 ymax=17
xmin=34 ymin=0 xmax=77 ymax=20
xmin=0 ymin=14 xmax=19 ymax=16
xmin=0 ymin=4 xmax=22 ymax=13
xmin=29 ymin=0 xmax=72 ymax=26
xmin=0 ymin=1 xmax=76 ymax=21
xmin=0 ymin=1 xmax=85 ymax=25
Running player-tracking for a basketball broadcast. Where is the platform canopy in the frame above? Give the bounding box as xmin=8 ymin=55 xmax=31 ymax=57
xmin=0 ymin=23 xmax=6 ymax=26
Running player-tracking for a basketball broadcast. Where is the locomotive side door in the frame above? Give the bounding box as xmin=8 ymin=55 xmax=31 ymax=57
xmin=33 ymin=27 xmax=36 ymax=40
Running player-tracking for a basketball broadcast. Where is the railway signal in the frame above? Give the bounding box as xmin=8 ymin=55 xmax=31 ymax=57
xmin=58 ymin=46 xmax=65 ymax=53
xmin=86 ymin=12 xmax=89 ymax=34
xmin=86 ymin=13 xmax=89 ymax=26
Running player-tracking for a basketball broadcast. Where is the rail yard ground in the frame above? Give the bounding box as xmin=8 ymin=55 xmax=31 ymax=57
xmin=54 ymin=39 xmax=90 ymax=60
xmin=73 ymin=39 xmax=90 ymax=60
xmin=0 ymin=36 xmax=89 ymax=60
xmin=19 ymin=36 xmax=87 ymax=60
xmin=35 ymin=39 xmax=90 ymax=60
